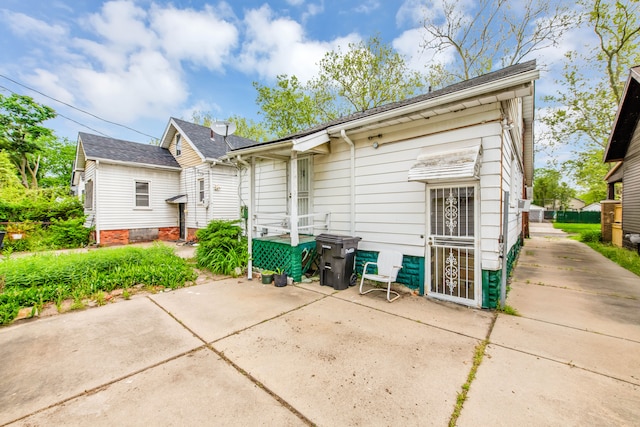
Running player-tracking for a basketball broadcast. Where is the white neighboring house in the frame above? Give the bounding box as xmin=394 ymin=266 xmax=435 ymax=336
xmin=229 ymin=61 xmax=539 ymax=309
xmin=72 ymin=119 xmax=257 ymax=245
xmin=582 ymin=202 xmax=602 ymax=212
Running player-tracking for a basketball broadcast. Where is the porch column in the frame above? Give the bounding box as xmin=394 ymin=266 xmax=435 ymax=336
xmin=290 ymin=151 xmax=299 ymax=246
xmin=247 ymin=156 xmax=255 ymax=280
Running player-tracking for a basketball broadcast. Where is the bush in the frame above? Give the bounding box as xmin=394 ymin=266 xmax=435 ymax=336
xmin=47 ymin=217 xmax=92 ymax=248
xmin=0 ymin=244 xmax=198 ymax=325
xmin=580 ymin=230 xmax=602 ymax=243
xmin=196 ymin=220 xmax=248 ymax=276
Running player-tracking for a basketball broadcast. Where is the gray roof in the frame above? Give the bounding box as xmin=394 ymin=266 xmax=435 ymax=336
xmin=170 ymin=117 xmax=258 ymax=160
xmin=233 ymin=60 xmax=538 ymax=150
xmin=79 ymin=132 xmax=180 ymax=168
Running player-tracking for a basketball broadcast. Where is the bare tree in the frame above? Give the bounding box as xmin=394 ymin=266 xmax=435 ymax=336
xmin=422 ymin=0 xmax=575 ymax=82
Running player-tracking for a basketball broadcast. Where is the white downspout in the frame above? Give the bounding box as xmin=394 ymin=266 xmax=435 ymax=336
xmin=239 ymin=155 xmax=254 ymax=280
xmin=340 ymin=129 xmax=356 ymax=236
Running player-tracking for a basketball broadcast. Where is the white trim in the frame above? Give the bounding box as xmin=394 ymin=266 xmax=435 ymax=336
xmin=84 ymin=157 xmax=181 ymax=171
xmin=134 ymin=179 xmax=151 ymax=208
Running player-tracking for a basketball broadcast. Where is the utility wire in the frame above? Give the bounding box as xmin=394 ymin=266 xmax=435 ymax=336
xmin=0 ymin=84 xmax=111 ymax=137
xmin=0 ymin=73 xmax=159 ymax=140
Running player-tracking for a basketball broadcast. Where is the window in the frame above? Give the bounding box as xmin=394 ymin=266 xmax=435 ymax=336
xmin=176 ymin=134 xmax=182 ymax=156
xmin=135 ymin=181 xmax=150 ymax=207
xmin=198 ymin=178 xmax=205 ymax=203
xmin=84 ymin=179 xmax=94 ymax=209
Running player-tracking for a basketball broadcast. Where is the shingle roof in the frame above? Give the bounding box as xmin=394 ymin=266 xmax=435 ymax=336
xmin=170 ymin=117 xmax=258 ymax=159
xmin=234 ymin=60 xmax=538 ymax=150
xmin=78 ymin=132 xmax=180 ymax=168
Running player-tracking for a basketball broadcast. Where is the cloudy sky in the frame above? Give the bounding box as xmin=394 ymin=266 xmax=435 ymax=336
xmin=0 ymin=0 xmax=586 ymax=166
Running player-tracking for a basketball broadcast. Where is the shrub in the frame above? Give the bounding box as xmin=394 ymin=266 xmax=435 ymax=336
xmin=196 ymin=220 xmax=248 ymax=276
xmin=580 ymin=230 xmax=602 ymax=243
xmin=47 ymin=217 xmax=92 ymax=248
xmin=0 ymin=244 xmax=197 ymax=325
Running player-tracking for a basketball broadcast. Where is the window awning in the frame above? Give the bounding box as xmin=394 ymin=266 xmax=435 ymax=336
xmin=408 ymin=140 xmax=482 ymax=183
xmin=166 ymin=194 xmax=187 ymax=204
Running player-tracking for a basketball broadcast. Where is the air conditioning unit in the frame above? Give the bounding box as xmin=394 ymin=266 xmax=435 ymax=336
xmin=518 ymin=199 xmax=531 ymax=212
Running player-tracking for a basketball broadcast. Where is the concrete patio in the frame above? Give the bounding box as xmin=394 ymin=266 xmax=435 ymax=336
xmin=1 ymin=222 xmax=638 ymax=426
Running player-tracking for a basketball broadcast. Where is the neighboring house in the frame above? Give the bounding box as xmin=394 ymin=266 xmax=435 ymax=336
xmin=529 ymin=204 xmax=545 ymax=222
xmin=72 ymin=118 xmax=257 ymax=245
xmin=603 ymin=65 xmax=640 ymax=251
xmin=229 ymin=60 xmax=539 ymax=309
xmin=582 ymin=202 xmax=601 ymax=212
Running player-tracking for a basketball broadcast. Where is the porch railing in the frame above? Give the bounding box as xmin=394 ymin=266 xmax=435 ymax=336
xmin=252 ymin=212 xmax=331 ymax=237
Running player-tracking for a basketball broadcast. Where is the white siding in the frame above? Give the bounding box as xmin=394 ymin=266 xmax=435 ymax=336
xmin=248 ymin=99 xmax=528 ymax=272
xmin=96 ymin=163 xmax=180 ymax=230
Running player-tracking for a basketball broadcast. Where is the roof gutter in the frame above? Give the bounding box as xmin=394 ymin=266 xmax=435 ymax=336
xmin=85 ymin=157 xmax=181 ymax=171
xmin=225 ymin=140 xmax=294 ymax=158
xmin=326 ymin=69 xmax=539 ymax=135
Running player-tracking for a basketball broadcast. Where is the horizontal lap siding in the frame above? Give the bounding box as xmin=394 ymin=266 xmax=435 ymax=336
xmin=97 ymin=163 xmax=180 ymax=230
xmin=623 ymin=125 xmax=640 ymax=234
xmin=209 ymin=166 xmax=241 ymax=220
xmin=314 ymin=145 xmax=351 ymax=234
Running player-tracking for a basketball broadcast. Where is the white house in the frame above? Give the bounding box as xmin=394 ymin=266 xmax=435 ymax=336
xmin=72 ymin=119 xmax=256 ymax=245
xmin=228 ymin=61 xmax=539 ymax=309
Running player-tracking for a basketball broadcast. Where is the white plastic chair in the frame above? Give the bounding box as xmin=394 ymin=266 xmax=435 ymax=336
xmin=359 ymin=250 xmax=403 ymax=302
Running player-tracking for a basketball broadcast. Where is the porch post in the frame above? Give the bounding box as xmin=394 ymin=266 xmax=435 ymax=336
xmin=290 ymin=152 xmax=299 ymax=246
xmin=247 ymin=156 xmax=255 ymax=280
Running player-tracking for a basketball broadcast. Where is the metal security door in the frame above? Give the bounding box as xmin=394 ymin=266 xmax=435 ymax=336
xmin=427 ymin=185 xmax=479 ymax=306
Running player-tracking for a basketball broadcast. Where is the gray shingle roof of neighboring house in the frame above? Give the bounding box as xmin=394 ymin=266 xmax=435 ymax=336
xmin=79 ymin=132 xmax=180 ymax=169
xmin=233 ymin=60 xmax=538 ymax=150
xmin=170 ymin=117 xmax=258 ymax=160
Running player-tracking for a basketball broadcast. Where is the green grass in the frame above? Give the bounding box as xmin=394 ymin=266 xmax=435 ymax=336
xmin=553 ymin=222 xmax=600 ymax=236
xmin=553 ymin=222 xmax=640 ymax=277
xmin=0 ymin=243 xmax=198 ymax=325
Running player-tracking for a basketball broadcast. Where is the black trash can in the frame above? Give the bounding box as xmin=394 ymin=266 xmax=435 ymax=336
xmin=315 ymin=233 xmax=361 ymax=290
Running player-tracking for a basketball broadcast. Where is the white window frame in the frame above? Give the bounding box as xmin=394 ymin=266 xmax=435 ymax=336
xmin=135 ymin=180 xmax=151 ymax=209
xmin=84 ymin=179 xmax=94 ymax=210
xmin=176 ymin=134 xmax=182 ymax=156
xmin=198 ymin=178 xmax=206 ymax=203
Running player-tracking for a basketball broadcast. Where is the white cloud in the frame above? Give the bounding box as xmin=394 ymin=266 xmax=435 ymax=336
xmin=28 ymin=69 xmax=75 ymax=104
xmin=237 ymin=5 xmax=359 ymax=82
xmin=150 ymin=4 xmax=238 ymax=71
xmin=302 ymin=2 xmax=325 ymax=22
xmin=286 ymin=0 xmax=305 ymax=5
xmin=72 ymin=50 xmax=187 ymax=122
xmin=83 ymin=1 xmax=155 ymax=52
xmin=1 ymin=9 xmax=67 ymax=40
xmin=354 ymin=1 xmax=381 ymax=14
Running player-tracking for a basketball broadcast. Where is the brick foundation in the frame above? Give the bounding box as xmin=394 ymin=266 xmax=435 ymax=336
xmin=100 ymin=229 xmax=129 ymax=246
xmin=187 ymin=228 xmax=199 ymax=241
xmin=100 ymin=227 xmax=183 ymax=246
xmin=159 ymin=227 xmax=180 ymax=241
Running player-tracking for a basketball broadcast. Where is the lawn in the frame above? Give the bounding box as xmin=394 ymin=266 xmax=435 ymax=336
xmin=0 ymin=244 xmax=197 ymax=325
xmin=553 ymin=222 xmax=640 ymax=277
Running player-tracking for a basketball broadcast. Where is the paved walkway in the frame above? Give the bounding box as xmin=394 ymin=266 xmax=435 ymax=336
xmin=1 ymin=223 xmax=638 ymax=426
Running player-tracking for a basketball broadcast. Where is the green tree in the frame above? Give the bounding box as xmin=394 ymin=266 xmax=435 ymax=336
xmin=253 ymin=36 xmax=426 ymax=137
xmin=421 ymin=0 xmax=575 ymax=82
xmin=533 ymin=168 xmax=576 ymax=210
xmin=38 ymin=136 xmax=76 ymax=188
xmin=253 ymin=75 xmax=321 ymax=138
xmin=0 ymin=151 xmax=20 ymax=188
xmin=0 ymin=94 xmax=56 ymax=188
xmin=540 ymin=0 xmax=640 ymax=199
xmin=309 ymin=35 xmax=427 ymax=114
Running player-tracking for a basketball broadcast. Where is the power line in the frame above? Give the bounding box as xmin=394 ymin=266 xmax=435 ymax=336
xmin=0 ymin=73 xmax=160 ymax=140
xmin=0 ymin=84 xmax=111 ymax=138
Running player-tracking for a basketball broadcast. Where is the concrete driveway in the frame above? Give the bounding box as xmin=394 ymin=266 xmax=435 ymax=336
xmin=1 ymin=223 xmax=639 ymax=426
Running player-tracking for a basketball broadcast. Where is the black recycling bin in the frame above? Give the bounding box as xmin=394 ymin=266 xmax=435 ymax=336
xmin=315 ymin=233 xmax=361 ymax=290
